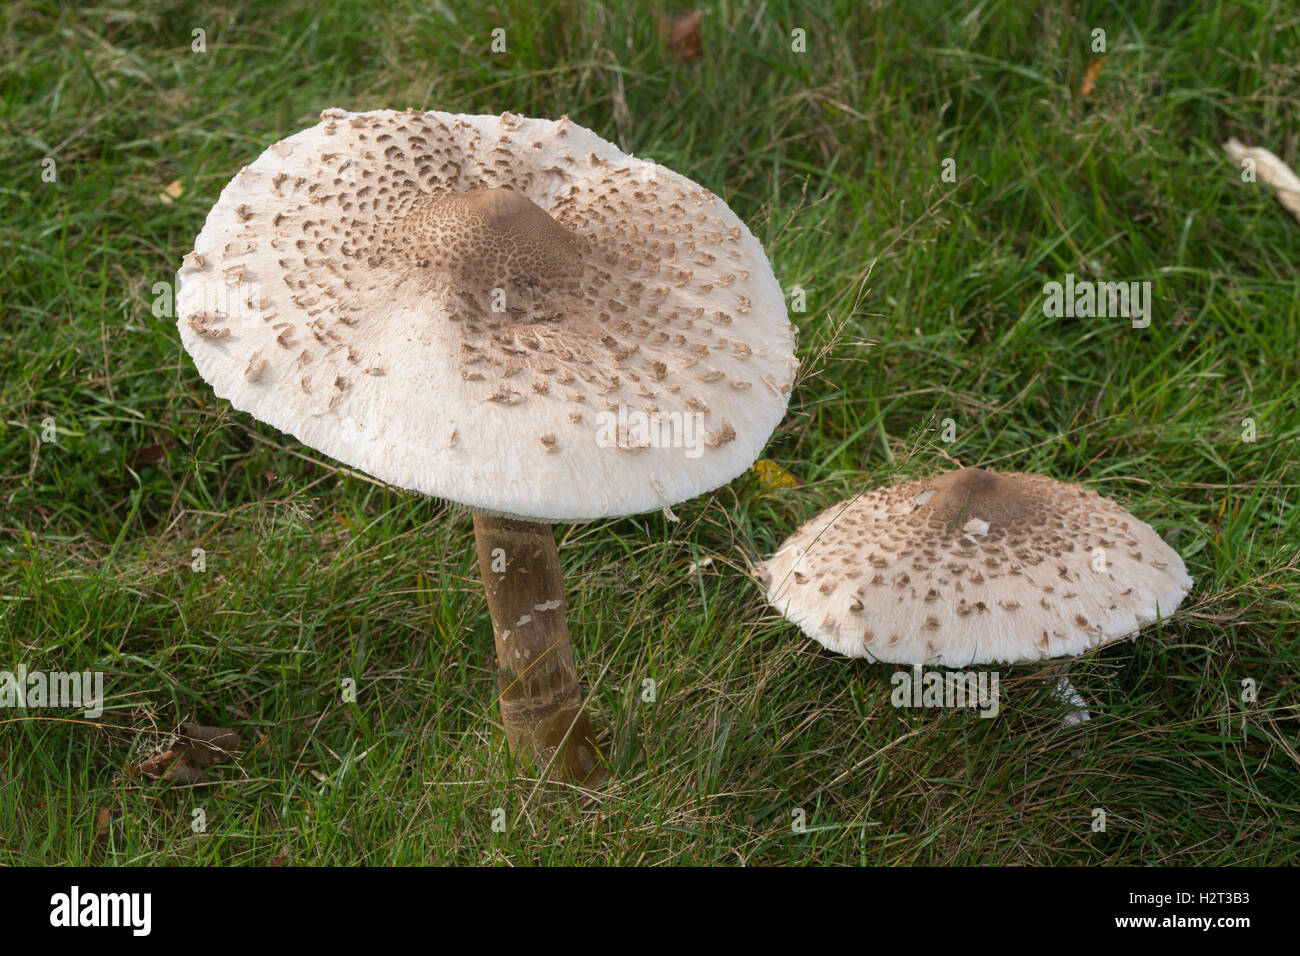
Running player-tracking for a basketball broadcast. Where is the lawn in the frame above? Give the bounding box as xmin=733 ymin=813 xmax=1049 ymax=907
xmin=1 ymin=0 xmax=1296 ymax=865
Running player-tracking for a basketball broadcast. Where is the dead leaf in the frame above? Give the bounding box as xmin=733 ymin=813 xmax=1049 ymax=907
xmin=752 ymin=459 xmax=802 ymax=490
xmin=267 ymin=844 xmax=292 ymax=867
xmin=131 ymin=723 xmax=241 ymax=785
xmin=167 ymin=723 xmax=240 ymax=782
xmin=93 ymin=805 xmax=124 ymax=848
xmin=128 ymin=749 xmax=179 ymax=778
xmin=164 ymin=762 xmax=211 ymax=785
xmin=1081 ymin=58 xmax=1104 ymax=97
xmin=128 ymin=443 xmax=167 ymax=469
xmin=660 ymin=9 xmax=705 ymax=62
xmin=159 ymin=178 xmax=184 ymax=205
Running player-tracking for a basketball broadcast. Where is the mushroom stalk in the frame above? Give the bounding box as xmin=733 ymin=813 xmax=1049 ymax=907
xmin=472 ymin=514 xmax=602 ymax=781
xmin=1047 ymin=666 xmax=1092 ymax=726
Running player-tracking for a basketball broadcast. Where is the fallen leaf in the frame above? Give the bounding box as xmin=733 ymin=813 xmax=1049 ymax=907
xmin=1223 ymin=138 xmax=1300 ymax=223
xmin=168 ymin=724 xmax=240 ymax=783
xmin=164 ymin=762 xmax=210 ymax=785
xmin=1081 ymin=58 xmax=1104 ymax=97
xmin=128 ymin=749 xmax=179 ymax=778
xmin=131 ymin=723 xmax=241 ymax=785
xmin=93 ymin=805 xmax=124 ymax=848
xmin=128 ymin=443 xmax=167 ymax=469
xmin=159 ymin=178 xmax=184 ymax=205
xmin=752 ymin=459 xmax=801 ymax=490
xmin=660 ymin=9 xmax=705 ymax=62
xmin=267 ymin=844 xmax=292 ymax=867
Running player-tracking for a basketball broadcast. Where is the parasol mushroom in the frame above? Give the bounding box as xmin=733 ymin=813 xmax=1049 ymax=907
xmin=177 ymin=108 xmax=798 ymax=779
xmin=757 ymin=467 xmax=1192 ymax=719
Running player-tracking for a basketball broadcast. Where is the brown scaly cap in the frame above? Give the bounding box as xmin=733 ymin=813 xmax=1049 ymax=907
xmin=757 ymin=468 xmax=1193 ymax=666
xmin=177 ymin=108 xmax=798 ymax=521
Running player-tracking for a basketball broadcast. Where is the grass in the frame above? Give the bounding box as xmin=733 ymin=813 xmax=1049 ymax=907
xmin=1 ymin=0 xmax=1297 ymax=865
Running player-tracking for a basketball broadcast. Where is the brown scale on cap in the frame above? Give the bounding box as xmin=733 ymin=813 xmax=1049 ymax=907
xmin=826 ymin=469 xmax=1092 ymax=582
xmin=758 ymin=467 xmax=1192 ymax=667
xmin=920 ymin=467 xmax=1040 ymax=528
xmin=198 ymin=111 xmax=772 ymax=429
xmin=404 ymin=187 xmax=586 ymax=295
xmin=177 ymin=108 xmax=798 ymax=521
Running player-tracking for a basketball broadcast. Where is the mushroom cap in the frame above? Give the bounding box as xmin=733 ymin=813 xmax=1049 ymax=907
xmin=177 ymin=108 xmax=797 ymax=521
xmin=757 ymin=468 xmax=1192 ymax=666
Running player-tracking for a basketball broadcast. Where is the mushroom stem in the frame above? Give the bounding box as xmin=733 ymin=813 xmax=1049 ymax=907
xmin=472 ymin=514 xmax=603 ymax=781
xmin=1047 ymin=666 xmax=1091 ymax=726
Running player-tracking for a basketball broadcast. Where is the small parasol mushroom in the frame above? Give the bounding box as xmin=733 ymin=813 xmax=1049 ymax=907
xmin=757 ymin=467 xmax=1192 ymax=719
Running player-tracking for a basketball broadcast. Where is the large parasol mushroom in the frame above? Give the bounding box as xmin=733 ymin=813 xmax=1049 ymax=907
xmin=177 ymin=108 xmax=798 ymax=779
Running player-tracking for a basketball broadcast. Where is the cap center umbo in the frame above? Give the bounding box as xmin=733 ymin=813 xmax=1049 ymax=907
xmin=923 ymin=467 xmax=1042 ymax=534
xmin=408 ymin=187 xmax=587 ymax=310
